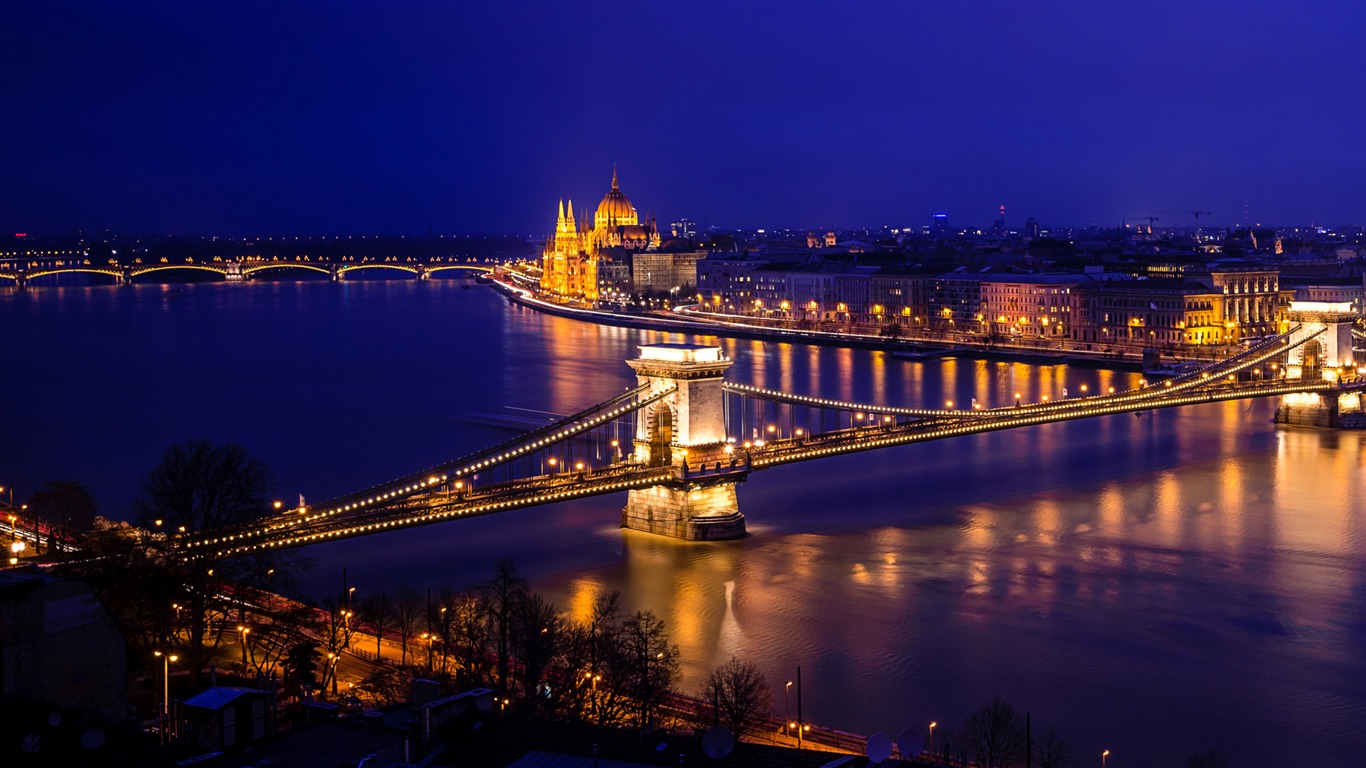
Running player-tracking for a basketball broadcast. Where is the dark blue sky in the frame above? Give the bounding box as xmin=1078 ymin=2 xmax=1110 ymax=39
xmin=4 ymin=1 xmax=1363 ymax=235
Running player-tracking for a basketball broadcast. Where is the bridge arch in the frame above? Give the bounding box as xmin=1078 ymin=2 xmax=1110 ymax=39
xmin=642 ymin=402 xmax=679 ymax=467
xmin=20 ymin=268 xmax=124 ymax=283
xmin=129 ymin=265 xmax=228 ymax=281
xmin=425 ymin=264 xmax=493 ymax=276
xmin=335 ymin=263 xmax=420 ymax=277
xmin=240 ymin=263 xmax=332 ymax=278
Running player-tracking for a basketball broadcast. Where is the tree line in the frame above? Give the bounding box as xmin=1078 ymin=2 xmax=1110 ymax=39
xmin=46 ymin=440 xmax=773 ymax=739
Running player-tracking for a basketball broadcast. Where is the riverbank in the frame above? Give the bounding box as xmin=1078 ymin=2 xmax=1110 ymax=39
xmin=490 ymin=277 xmax=1146 ymax=371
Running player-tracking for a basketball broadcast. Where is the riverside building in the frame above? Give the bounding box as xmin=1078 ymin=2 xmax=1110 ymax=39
xmin=540 ymin=168 xmax=661 ymax=303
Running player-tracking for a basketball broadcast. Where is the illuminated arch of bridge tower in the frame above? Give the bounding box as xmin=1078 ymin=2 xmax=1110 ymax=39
xmin=621 ymin=343 xmax=747 ymax=540
xmin=1276 ymin=301 xmax=1361 ymax=428
xmin=1283 ymin=301 xmax=1356 ymax=380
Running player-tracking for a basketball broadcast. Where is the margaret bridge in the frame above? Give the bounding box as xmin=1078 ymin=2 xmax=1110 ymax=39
xmin=176 ymin=318 xmax=1361 ymax=561
xmin=0 ymin=254 xmax=493 ymax=286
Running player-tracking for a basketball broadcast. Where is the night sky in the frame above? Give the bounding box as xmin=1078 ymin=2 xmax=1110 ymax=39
xmin=4 ymin=1 xmax=1364 ymax=235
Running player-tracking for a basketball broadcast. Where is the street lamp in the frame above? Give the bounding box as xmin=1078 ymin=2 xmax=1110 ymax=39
xmin=237 ymin=625 xmax=250 ymax=665
xmin=929 ymin=721 xmax=937 ymax=755
xmin=154 ymin=651 xmax=178 ymax=745
xmin=1102 ymin=749 xmax=1110 ymax=768
xmin=784 ymin=681 xmax=792 ymax=737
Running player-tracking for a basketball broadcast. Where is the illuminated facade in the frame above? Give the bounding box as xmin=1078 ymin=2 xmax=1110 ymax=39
xmin=540 ymin=169 xmax=660 ymax=302
xmin=540 ymin=199 xmax=597 ymax=301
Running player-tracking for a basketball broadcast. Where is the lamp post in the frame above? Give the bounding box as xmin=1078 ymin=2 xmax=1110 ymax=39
xmin=154 ymin=651 xmax=178 ymax=746
xmin=929 ymin=721 xmax=937 ymax=756
xmin=237 ymin=625 xmax=250 ymax=665
xmin=1102 ymin=749 xmax=1110 ymax=768
xmin=784 ymin=681 xmax=792 ymax=738
xmin=328 ymin=652 xmax=338 ymax=696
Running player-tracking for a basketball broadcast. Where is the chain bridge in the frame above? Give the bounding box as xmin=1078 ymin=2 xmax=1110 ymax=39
xmin=0 ymin=255 xmax=492 ymax=286
xmin=179 ymin=322 xmax=1361 ymax=560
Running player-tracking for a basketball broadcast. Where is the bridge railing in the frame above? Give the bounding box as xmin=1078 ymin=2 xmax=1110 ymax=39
xmin=749 ymin=376 xmax=1339 ymax=471
xmin=189 ymin=383 xmax=673 ymax=553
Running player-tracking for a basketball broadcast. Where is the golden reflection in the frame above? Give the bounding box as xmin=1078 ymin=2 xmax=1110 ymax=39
xmin=779 ymin=342 xmax=795 ymax=395
xmin=871 ymin=350 xmax=886 ymax=404
xmin=836 ymin=347 xmax=854 ymax=401
xmin=939 ymin=356 xmax=959 ymax=408
xmin=749 ymin=339 xmax=768 ymax=386
xmin=1096 ymin=484 xmax=1124 ymax=542
xmin=1153 ymin=471 xmax=1181 ymax=544
xmin=1035 ymin=499 xmax=1062 ymax=546
xmin=566 ymin=577 xmax=604 ymax=625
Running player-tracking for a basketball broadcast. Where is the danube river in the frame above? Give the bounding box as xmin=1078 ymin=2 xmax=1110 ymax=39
xmin=5 ymin=279 xmax=1364 ymax=766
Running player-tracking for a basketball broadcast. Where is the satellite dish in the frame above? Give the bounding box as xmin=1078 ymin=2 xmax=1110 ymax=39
xmin=701 ymin=726 xmax=734 ymax=759
xmin=865 ymin=732 xmax=893 ymax=764
xmin=897 ymin=728 xmax=925 ymax=758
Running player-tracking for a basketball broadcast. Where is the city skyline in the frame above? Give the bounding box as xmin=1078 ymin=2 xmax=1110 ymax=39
xmin=5 ymin=1 xmax=1366 ymax=236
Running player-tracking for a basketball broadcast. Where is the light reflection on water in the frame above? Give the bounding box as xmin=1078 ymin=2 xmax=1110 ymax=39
xmin=5 ymin=281 xmax=1365 ymax=767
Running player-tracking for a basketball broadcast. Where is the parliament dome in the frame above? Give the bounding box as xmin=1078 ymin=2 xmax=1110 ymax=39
xmin=595 ymin=167 xmax=638 ymax=226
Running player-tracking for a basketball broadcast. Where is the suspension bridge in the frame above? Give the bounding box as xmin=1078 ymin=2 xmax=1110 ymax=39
xmin=0 ymin=255 xmax=492 ymax=286
xmin=176 ymin=320 xmax=1360 ymax=560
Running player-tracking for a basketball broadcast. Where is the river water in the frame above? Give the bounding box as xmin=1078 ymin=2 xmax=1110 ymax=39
xmin=4 ymin=279 xmax=1364 ymax=767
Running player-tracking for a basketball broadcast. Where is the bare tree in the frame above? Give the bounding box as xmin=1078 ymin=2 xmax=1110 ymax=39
xmin=963 ymin=696 xmax=1026 ymax=768
xmin=513 ymin=591 xmax=561 ymax=714
xmin=134 ymin=440 xmax=280 ymax=682
xmin=482 ymin=558 xmax=529 ymax=695
xmin=621 ymin=610 xmax=679 ymax=730
xmin=448 ymin=590 xmax=491 ymax=687
xmin=700 ymin=656 xmax=771 ymax=739
xmin=25 ymin=479 xmax=100 ymax=547
xmin=1033 ymin=724 xmax=1075 ymax=768
xmin=359 ymin=590 xmax=394 ymax=659
xmin=393 ymin=584 xmax=424 ymax=666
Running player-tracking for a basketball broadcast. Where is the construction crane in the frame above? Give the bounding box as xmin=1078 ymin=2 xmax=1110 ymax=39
xmin=1191 ymin=211 xmax=1212 ymax=243
xmin=1122 ymin=216 xmax=1159 ymax=235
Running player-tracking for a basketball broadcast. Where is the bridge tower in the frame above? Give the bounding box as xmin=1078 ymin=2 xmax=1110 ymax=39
xmin=1284 ymin=301 xmax=1355 ymax=380
xmin=1276 ymin=301 xmax=1360 ymax=427
xmin=224 ymin=261 xmax=244 ymax=282
xmin=621 ymin=344 xmax=747 ymax=540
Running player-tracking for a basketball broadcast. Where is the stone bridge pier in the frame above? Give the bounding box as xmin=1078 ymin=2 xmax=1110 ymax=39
xmin=621 ymin=344 xmax=747 ymax=540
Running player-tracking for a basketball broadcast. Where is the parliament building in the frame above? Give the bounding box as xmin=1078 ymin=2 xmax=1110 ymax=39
xmin=540 ymin=168 xmax=661 ymax=302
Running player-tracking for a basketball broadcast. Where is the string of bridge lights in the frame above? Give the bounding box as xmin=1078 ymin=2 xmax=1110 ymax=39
xmin=752 ymin=379 xmax=1338 ymax=470
xmin=201 ymin=468 xmax=675 ymax=560
xmin=188 ymin=327 xmax=1323 ymax=557
xmin=187 ymin=385 xmax=675 ymax=550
